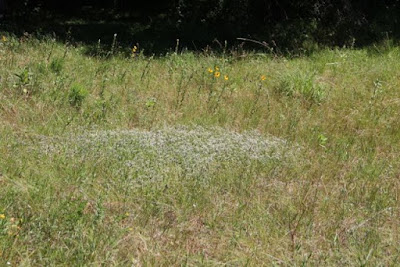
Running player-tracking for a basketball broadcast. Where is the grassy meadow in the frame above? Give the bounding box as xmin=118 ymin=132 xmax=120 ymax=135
xmin=1 ymin=34 xmax=400 ymax=265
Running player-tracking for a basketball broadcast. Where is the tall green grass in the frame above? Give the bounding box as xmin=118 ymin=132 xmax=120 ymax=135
xmin=1 ymin=34 xmax=400 ymax=265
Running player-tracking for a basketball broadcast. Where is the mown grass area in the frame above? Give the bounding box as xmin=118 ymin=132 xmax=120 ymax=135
xmin=1 ymin=34 xmax=400 ymax=265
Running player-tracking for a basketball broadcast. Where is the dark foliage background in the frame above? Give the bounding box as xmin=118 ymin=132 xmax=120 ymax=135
xmin=1 ymin=0 xmax=399 ymax=53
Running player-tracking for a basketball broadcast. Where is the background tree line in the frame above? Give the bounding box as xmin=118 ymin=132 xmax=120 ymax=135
xmin=1 ymin=0 xmax=399 ymax=51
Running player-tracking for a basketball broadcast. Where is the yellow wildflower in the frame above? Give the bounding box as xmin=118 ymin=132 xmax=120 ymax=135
xmin=214 ymin=71 xmax=221 ymax=78
xmin=207 ymin=67 xmax=213 ymax=73
xmin=260 ymin=75 xmax=267 ymax=81
xmin=0 ymin=214 xmax=5 ymax=219
xmin=1 ymin=36 xmax=6 ymax=42
xmin=131 ymin=46 xmax=138 ymax=58
xmin=224 ymin=75 xmax=229 ymax=81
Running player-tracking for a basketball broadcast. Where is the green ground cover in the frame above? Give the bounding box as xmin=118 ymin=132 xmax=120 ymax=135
xmin=1 ymin=35 xmax=400 ymax=265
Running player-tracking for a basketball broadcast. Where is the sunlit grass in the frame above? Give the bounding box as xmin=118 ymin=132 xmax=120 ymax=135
xmin=1 ymin=34 xmax=400 ymax=265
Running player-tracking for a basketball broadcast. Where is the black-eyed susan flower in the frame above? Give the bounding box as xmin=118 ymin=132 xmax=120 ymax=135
xmin=207 ymin=67 xmax=214 ymax=73
xmin=0 ymin=214 xmax=5 ymax=219
xmin=215 ymin=66 xmax=220 ymax=71
xmin=260 ymin=75 xmax=267 ymax=81
xmin=214 ymin=71 xmax=221 ymax=78
xmin=224 ymin=75 xmax=229 ymax=81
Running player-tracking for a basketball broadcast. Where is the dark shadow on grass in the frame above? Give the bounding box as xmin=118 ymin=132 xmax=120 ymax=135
xmin=0 ymin=10 xmax=272 ymax=58
xmin=1 ymin=14 xmax=182 ymax=56
xmin=3 ymin=9 xmax=398 ymax=59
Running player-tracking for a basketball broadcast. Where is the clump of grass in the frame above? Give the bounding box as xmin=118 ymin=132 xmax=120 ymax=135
xmin=275 ymin=70 xmax=327 ymax=103
xmin=49 ymin=57 xmax=64 ymax=74
xmin=68 ymin=83 xmax=88 ymax=108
